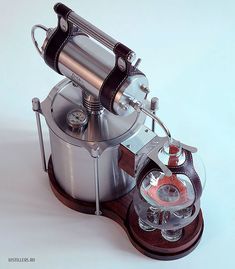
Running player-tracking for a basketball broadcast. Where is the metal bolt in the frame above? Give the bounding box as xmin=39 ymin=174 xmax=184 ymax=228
xmin=91 ymin=146 xmax=100 ymax=158
xmin=127 ymin=52 xmax=136 ymax=63
xmin=32 ymin=97 xmax=41 ymax=112
xmin=119 ymin=102 xmax=128 ymax=111
xmin=151 ymin=97 xmax=159 ymax=111
xmin=129 ymin=99 xmax=142 ymax=112
xmin=95 ymin=210 xmax=102 ymax=216
xmin=140 ymin=84 xmax=150 ymax=94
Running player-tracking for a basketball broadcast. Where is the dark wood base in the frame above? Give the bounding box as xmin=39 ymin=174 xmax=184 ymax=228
xmin=48 ymin=157 xmax=204 ymax=260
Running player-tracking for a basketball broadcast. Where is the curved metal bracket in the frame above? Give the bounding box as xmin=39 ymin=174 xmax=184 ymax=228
xmin=31 ymin=24 xmax=48 ymax=56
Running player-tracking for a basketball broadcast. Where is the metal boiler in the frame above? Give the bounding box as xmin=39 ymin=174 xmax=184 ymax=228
xmin=31 ymin=3 xmax=206 ymax=260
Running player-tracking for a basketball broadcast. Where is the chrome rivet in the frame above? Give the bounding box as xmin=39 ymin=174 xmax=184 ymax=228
xmin=140 ymin=84 xmax=150 ymax=94
xmin=151 ymin=97 xmax=159 ymax=111
xmin=127 ymin=52 xmax=136 ymax=63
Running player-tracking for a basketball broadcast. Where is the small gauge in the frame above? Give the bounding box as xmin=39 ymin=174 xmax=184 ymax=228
xmin=66 ymin=108 xmax=88 ymax=131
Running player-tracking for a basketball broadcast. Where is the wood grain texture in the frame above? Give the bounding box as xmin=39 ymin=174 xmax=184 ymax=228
xmin=118 ymin=145 xmax=136 ymax=177
xmin=126 ymin=205 xmax=203 ymax=259
xmin=48 ymin=156 xmax=204 ymax=260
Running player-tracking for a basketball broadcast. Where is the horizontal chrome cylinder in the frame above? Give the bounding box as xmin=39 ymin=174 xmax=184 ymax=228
xmin=39 ymin=28 xmax=148 ymax=116
xmin=58 ymin=34 xmax=115 ymax=98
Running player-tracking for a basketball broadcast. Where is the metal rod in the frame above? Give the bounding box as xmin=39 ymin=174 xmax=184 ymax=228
xmin=31 ymin=24 xmax=48 ymax=56
xmin=35 ymin=112 xmax=47 ymax=172
xmin=91 ymin=147 xmax=102 ymax=216
xmin=140 ymin=106 xmax=172 ymax=142
xmin=128 ymin=98 xmax=171 ymax=140
xmin=93 ymin=156 xmax=102 ymax=215
xmin=68 ymin=12 xmax=118 ymax=51
xmin=151 ymin=112 xmax=156 ymax=132
xmin=32 ymin=98 xmax=47 ymax=172
xmin=150 ymin=97 xmax=159 ymax=132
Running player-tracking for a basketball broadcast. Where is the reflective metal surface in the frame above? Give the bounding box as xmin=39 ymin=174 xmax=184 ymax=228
xmin=58 ymin=35 xmax=114 ymax=98
xmin=91 ymin=148 xmax=102 ymax=215
xmin=50 ymin=81 xmax=144 ymax=143
xmin=40 ymin=79 xmax=146 ymax=202
xmin=121 ymin=125 xmax=156 ymax=155
xmin=31 ymin=24 xmax=48 ymax=56
xmin=113 ymin=74 xmax=149 ymax=116
xmin=68 ymin=12 xmax=118 ymax=51
xmin=82 ymin=91 xmax=104 ymax=114
xmin=49 ymin=130 xmax=135 ymax=201
xmin=32 ymin=98 xmax=47 ymax=172
xmin=38 ymin=29 xmax=148 ymax=116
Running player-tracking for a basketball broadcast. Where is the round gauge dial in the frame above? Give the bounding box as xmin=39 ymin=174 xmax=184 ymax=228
xmin=66 ymin=108 xmax=88 ymax=130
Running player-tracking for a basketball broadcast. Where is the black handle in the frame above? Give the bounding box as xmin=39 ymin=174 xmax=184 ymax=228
xmin=54 ymin=2 xmax=72 ymax=19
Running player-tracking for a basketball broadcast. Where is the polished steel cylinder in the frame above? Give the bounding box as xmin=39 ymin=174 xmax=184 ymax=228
xmin=36 ymin=27 xmax=148 ymax=116
xmin=58 ymin=34 xmax=115 ymax=98
xmin=49 ymin=130 xmax=134 ymax=202
xmin=42 ymin=31 xmax=148 ymax=116
xmin=39 ymin=80 xmax=146 ymax=202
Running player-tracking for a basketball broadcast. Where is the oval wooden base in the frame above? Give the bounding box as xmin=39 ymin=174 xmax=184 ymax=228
xmin=48 ymin=157 xmax=204 ymax=260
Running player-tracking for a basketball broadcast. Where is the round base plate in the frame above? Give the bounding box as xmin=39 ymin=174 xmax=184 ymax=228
xmin=48 ymin=157 xmax=204 ymax=260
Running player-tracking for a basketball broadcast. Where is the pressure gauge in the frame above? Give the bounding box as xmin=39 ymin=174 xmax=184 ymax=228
xmin=66 ymin=108 xmax=88 ymax=132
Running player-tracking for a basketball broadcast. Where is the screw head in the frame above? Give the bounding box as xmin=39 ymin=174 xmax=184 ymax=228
xmin=127 ymin=52 xmax=136 ymax=63
xmin=150 ymin=97 xmax=159 ymax=111
xmin=32 ymin=97 xmax=40 ymax=111
xmin=140 ymin=84 xmax=150 ymax=94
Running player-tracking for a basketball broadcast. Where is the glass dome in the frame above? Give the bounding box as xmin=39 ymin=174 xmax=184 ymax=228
xmin=134 ymin=140 xmax=206 ymax=241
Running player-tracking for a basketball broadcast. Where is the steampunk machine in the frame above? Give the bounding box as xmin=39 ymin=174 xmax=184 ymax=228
xmin=31 ymin=3 xmax=206 ymax=260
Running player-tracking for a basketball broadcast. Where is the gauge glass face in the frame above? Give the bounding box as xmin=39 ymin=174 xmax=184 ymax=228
xmin=67 ymin=109 xmax=87 ymax=128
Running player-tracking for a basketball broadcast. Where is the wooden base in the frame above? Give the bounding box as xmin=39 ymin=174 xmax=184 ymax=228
xmin=48 ymin=157 xmax=204 ymax=260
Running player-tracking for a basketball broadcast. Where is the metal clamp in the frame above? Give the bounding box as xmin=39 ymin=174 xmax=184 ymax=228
xmin=31 ymin=24 xmax=48 ymax=56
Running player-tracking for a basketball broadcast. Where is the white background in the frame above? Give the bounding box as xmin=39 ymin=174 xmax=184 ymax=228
xmin=0 ymin=0 xmax=234 ymax=268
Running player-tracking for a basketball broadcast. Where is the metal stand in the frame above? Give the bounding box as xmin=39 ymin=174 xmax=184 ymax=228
xmin=91 ymin=147 xmax=102 ymax=216
xmin=32 ymin=98 xmax=47 ymax=172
